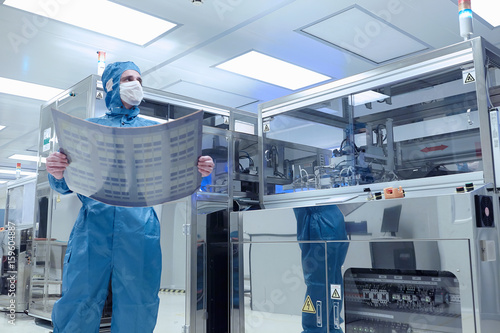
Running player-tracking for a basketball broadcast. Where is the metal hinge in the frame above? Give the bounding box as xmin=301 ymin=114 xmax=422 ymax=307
xmin=182 ymin=325 xmax=190 ymax=333
xmin=182 ymin=224 xmax=191 ymax=236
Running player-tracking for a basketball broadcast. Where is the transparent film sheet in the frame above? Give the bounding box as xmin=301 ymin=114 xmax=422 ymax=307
xmin=51 ymin=108 xmax=203 ymax=207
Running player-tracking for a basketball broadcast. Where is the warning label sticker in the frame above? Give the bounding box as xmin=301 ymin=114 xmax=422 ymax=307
xmin=331 ymin=284 xmax=342 ymax=300
xmin=463 ymin=69 xmax=476 ymax=84
xmin=302 ymin=295 xmax=316 ymax=313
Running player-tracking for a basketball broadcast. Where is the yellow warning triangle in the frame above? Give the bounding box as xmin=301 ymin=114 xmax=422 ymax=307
xmin=332 ymin=289 xmax=341 ymax=299
xmin=302 ymin=295 xmax=316 ymax=313
xmin=465 ymin=73 xmax=475 ymax=83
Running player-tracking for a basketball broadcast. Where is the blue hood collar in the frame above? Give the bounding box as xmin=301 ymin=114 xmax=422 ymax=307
xmin=102 ymin=61 xmax=141 ymax=117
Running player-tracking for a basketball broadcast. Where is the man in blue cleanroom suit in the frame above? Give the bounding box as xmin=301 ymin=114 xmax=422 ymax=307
xmin=45 ymin=61 xmax=214 ymax=333
xmin=294 ymin=204 xmax=349 ymax=333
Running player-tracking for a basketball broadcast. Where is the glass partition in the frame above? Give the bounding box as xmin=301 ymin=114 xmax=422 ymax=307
xmin=230 ymin=238 xmax=475 ymax=333
xmin=260 ymin=38 xmax=500 ymax=198
xmin=200 ymin=130 xmax=229 ymax=195
xmin=262 ymin=60 xmax=485 ymax=194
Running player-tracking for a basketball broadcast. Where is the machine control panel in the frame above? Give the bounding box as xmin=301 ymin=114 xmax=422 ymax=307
xmin=344 ymin=268 xmax=462 ymax=333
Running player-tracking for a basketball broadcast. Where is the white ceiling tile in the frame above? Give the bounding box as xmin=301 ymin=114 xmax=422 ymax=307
xmin=300 ymin=5 xmax=430 ymax=63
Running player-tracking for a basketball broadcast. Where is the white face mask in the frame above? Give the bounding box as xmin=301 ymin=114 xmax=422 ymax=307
xmin=120 ymin=81 xmax=143 ymax=106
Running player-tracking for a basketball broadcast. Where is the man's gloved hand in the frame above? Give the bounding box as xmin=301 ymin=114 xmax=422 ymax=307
xmin=197 ymin=156 xmax=214 ymax=177
xmin=46 ymin=151 xmax=69 ymax=179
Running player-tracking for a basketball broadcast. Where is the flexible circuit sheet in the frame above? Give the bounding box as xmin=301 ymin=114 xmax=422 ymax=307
xmin=51 ymin=108 xmax=203 ymax=207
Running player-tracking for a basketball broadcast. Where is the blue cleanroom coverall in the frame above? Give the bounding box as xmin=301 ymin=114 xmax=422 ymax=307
xmin=294 ymin=205 xmax=349 ymax=333
xmin=50 ymin=62 xmax=162 ymax=332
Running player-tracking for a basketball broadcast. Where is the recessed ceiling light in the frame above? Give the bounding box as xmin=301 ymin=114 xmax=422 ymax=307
xmin=9 ymin=154 xmax=46 ymax=163
xmin=472 ymin=0 xmax=500 ymax=27
xmin=0 ymin=125 xmax=5 ymax=131
xmin=3 ymin=0 xmax=176 ymax=45
xmin=0 ymin=77 xmax=64 ymax=101
xmin=216 ymin=51 xmax=330 ymax=90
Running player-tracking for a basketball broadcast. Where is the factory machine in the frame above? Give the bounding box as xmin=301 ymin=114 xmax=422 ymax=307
xmin=29 ymin=74 xmax=259 ymax=332
xmin=0 ymin=178 xmax=35 ymax=313
xmin=230 ymin=37 xmax=500 ymax=333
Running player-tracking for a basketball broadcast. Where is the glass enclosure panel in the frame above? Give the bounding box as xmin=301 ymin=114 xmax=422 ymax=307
xmin=30 ymin=188 xmax=78 ymax=318
xmin=487 ymin=64 xmax=500 ymax=117
xmin=353 ymin=66 xmax=480 ymax=182
xmin=231 ymin=238 xmax=475 ymax=333
xmin=56 ymin=78 xmax=103 ymax=119
xmin=233 ymin=133 xmax=259 ymax=200
xmin=233 ymin=110 xmax=258 ymax=136
xmin=262 ymin=61 xmax=486 ymax=195
xmin=201 ymin=132 xmax=229 ymax=194
xmin=232 ymin=241 xmax=328 ymax=333
xmin=156 ymin=199 xmax=189 ymax=332
xmin=4 ymin=181 xmax=36 ymax=227
xmin=29 ymin=241 xmax=66 ymax=314
xmin=5 ymin=186 xmax=24 ymax=226
xmin=0 ymin=186 xmax=6 ymax=228
xmin=0 ymin=181 xmax=35 ymax=312
xmin=140 ymin=97 xmax=231 ymax=131
xmin=231 ymin=189 xmax=486 ymax=331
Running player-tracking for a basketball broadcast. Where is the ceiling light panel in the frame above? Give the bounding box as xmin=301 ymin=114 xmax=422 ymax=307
xmin=300 ymin=5 xmax=429 ymax=64
xmin=472 ymin=0 xmax=500 ymax=27
xmin=3 ymin=0 xmax=176 ymax=45
xmin=0 ymin=77 xmax=64 ymax=100
xmin=216 ymin=51 xmax=331 ymax=90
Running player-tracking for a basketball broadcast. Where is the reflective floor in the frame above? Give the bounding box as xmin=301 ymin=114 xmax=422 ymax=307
xmin=0 ymin=292 xmax=186 ymax=332
xmin=241 ymin=296 xmax=301 ymax=333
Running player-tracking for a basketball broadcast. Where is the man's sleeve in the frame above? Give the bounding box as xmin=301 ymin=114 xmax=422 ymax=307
xmin=48 ymin=174 xmax=73 ymax=195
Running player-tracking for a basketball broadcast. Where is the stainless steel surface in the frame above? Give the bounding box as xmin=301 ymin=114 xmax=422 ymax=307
xmin=231 ymin=184 xmax=500 ymax=332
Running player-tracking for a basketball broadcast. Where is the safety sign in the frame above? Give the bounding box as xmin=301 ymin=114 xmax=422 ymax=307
xmin=331 ymin=284 xmax=342 ymax=300
xmin=463 ymin=69 xmax=476 ymax=84
xmin=302 ymin=295 xmax=316 ymax=313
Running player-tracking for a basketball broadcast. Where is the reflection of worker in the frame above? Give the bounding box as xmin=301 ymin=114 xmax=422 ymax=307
xmin=46 ymin=62 xmax=214 ymax=332
xmin=294 ymin=205 xmax=349 ymax=333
